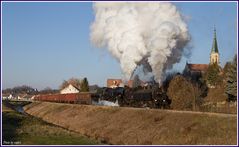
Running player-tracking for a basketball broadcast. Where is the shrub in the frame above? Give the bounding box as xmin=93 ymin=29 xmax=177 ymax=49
xmin=167 ymin=75 xmax=207 ymax=110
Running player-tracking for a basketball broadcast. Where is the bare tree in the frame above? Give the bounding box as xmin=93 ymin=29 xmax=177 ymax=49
xmin=167 ymin=75 xmax=207 ymax=111
xmin=59 ymin=78 xmax=81 ymax=90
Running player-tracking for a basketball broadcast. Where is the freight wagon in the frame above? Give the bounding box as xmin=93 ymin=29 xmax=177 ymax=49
xmin=34 ymin=92 xmax=92 ymax=105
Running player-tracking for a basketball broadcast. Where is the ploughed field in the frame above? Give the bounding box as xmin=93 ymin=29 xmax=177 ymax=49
xmin=23 ymin=101 xmax=237 ymax=145
xmin=2 ymin=100 xmax=101 ymax=145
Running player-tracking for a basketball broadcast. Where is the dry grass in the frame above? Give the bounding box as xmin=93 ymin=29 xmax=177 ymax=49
xmin=24 ymin=102 xmax=237 ymax=145
xmin=2 ymin=101 xmax=100 ymax=145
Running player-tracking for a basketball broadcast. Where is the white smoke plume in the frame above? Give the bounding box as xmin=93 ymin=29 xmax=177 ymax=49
xmin=90 ymin=2 xmax=190 ymax=85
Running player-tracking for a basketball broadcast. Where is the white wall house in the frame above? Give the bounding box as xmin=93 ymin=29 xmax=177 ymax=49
xmin=17 ymin=94 xmax=26 ymax=100
xmin=2 ymin=94 xmax=10 ymax=100
xmin=60 ymin=84 xmax=80 ymax=94
xmin=8 ymin=94 xmax=13 ymax=99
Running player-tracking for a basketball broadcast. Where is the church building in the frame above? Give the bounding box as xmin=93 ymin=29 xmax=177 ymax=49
xmin=183 ymin=27 xmax=220 ymax=80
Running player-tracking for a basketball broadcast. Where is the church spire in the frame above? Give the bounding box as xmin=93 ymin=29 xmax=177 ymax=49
xmin=210 ymin=26 xmax=220 ymax=65
xmin=211 ymin=26 xmax=219 ymax=53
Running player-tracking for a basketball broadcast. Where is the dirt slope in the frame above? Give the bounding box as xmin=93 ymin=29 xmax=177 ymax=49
xmin=24 ymin=102 xmax=237 ymax=145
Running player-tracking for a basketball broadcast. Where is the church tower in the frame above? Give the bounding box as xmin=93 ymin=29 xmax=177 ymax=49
xmin=210 ymin=27 xmax=220 ymax=64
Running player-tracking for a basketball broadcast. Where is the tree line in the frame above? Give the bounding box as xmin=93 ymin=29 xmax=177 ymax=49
xmin=2 ymin=77 xmax=90 ymax=95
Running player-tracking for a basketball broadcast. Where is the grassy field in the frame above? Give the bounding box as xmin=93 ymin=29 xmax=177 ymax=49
xmin=2 ymin=100 xmax=101 ymax=145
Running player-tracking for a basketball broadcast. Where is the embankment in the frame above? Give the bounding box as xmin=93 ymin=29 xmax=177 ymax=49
xmin=2 ymin=101 xmax=99 ymax=145
xmin=24 ymin=102 xmax=237 ymax=145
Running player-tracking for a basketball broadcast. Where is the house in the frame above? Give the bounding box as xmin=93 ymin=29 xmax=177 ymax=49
xmin=17 ymin=94 xmax=27 ymax=100
xmin=3 ymin=94 xmax=15 ymax=100
xmin=107 ymin=79 xmax=123 ymax=88
xmin=22 ymin=95 xmax=34 ymax=100
xmin=107 ymin=78 xmax=151 ymax=88
xmin=2 ymin=94 xmax=11 ymax=100
xmin=60 ymin=84 xmax=80 ymax=94
xmin=183 ymin=63 xmax=209 ymax=80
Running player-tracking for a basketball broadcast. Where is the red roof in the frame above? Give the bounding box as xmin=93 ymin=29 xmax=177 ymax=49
xmin=187 ymin=64 xmax=209 ymax=72
xmin=107 ymin=79 xmax=123 ymax=88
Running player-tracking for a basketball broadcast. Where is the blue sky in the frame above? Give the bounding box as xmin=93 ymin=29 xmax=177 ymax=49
xmin=2 ymin=2 xmax=237 ymax=90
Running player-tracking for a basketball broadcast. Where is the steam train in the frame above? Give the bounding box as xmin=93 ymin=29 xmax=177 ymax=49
xmin=34 ymin=86 xmax=171 ymax=109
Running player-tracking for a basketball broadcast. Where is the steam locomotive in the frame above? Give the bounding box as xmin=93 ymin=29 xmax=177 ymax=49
xmin=96 ymin=85 xmax=171 ymax=109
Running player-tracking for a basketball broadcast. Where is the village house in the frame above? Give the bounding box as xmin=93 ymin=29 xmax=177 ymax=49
xmin=183 ymin=63 xmax=209 ymax=81
xmin=107 ymin=79 xmax=123 ymax=88
xmin=2 ymin=94 xmax=14 ymax=100
xmin=17 ymin=94 xmax=26 ymax=100
xmin=60 ymin=84 xmax=80 ymax=94
xmin=22 ymin=95 xmax=35 ymax=100
xmin=107 ymin=79 xmax=147 ymax=88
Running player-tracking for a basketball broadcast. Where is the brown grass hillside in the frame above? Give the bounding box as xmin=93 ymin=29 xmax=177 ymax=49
xmin=24 ymin=102 xmax=237 ymax=145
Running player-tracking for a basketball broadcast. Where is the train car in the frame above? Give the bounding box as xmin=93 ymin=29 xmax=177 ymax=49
xmin=34 ymin=93 xmax=92 ymax=105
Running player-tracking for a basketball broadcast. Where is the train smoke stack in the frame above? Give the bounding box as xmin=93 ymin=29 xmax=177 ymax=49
xmin=90 ymin=2 xmax=190 ymax=85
